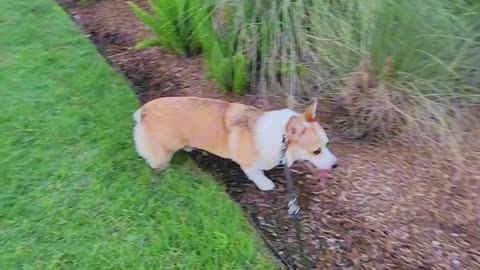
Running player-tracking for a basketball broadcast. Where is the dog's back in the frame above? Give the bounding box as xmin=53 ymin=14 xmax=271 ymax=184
xmin=133 ymin=96 xmax=338 ymax=191
xmin=133 ymin=97 xmax=259 ymax=165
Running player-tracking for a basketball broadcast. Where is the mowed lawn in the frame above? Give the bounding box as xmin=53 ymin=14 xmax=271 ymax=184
xmin=0 ymin=0 xmax=276 ymax=269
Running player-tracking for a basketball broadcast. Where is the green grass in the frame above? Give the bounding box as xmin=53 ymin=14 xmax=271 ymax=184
xmin=0 ymin=0 xmax=276 ymax=269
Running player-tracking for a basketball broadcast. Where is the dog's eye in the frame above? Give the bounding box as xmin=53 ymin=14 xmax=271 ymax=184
xmin=313 ymin=148 xmax=321 ymax=155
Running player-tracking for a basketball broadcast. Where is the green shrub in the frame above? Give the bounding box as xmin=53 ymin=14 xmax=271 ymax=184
xmin=128 ymin=0 xmax=213 ymax=57
xmin=200 ymin=0 xmax=312 ymax=94
xmin=195 ymin=4 xmax=249 ymax=94
xmin=309 ymin=0 xmax=479 ymax=91
xmin=129 ymin=0 xmax=249 ymax=93
xmin=305 ymin=0 xmax=479 ymax=141
xmin=131 ymin=0 xmax=479 ymax=151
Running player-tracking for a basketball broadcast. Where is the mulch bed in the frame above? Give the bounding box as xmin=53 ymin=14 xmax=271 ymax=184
xmin=58 ymin=1 xmax=480 ymax=269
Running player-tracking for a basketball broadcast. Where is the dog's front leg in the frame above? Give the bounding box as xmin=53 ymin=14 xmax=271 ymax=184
xmin=241 ymin=167 xmax=275 ymax=191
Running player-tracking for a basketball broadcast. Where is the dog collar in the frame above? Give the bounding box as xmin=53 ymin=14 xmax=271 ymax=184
xmin=279 ymin=135 xmax=287 ymax=166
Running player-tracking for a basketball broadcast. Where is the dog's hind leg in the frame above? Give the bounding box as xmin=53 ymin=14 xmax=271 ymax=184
xmin=148 ymin=146 xmax=174 ymax=172
xmin=133 ymin=120 xmax=174 ymax=171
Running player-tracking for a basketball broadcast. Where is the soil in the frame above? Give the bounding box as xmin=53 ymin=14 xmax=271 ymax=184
xmin=59 ymin=1 xmax=479 ymax=269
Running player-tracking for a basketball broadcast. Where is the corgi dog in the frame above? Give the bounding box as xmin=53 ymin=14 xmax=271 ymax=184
xmin=133 ymin=96 xmax=338 ymax=191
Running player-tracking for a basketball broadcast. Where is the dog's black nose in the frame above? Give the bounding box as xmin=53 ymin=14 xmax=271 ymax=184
xmin=332 ymin=163 xmax=338 ymax=169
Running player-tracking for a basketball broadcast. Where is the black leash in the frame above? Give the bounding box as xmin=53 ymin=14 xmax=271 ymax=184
xmin=280 ymin=136 xmax=310 ymax=269
xmin=284 ymin=164 xmax=309 ymax=269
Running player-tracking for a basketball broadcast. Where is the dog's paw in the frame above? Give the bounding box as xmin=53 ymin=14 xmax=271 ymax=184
xmin=256 ymin=180 xmax=275 ymax=191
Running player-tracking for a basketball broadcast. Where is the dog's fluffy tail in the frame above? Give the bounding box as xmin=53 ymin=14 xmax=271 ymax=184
xmin=133 ymin=108 xmax=153 ymax=167
xmin=133 ymin=108 xmax=142 ymax=123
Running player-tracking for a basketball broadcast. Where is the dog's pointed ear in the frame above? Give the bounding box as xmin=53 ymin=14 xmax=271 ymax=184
xmin=286 ymin=116 xmax=305 ymax=142
xmin=303 ymin=99 xmax=317 ymax=122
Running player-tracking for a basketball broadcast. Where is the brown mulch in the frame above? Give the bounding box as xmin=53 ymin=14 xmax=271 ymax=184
xmin=59 ymin=1 xmax=480 ymax=269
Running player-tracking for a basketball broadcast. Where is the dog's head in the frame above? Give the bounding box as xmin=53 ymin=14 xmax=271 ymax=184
xmin=284 ymin=100 xmax=338 ymax=171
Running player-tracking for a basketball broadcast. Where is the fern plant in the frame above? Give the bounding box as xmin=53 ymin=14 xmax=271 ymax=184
xmin=128 ymin=0 xmax=211 ymax=57
xmin=201 ymin=40 xmax=248 ymax=94
xmin=193 ymin=3 xmax=249 ymax=94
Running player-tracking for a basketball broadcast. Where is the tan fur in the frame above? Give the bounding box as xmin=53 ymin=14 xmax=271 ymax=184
xmin=287 ymin=119 xmax=326 ymax=154
xmin=303 ymin=99 xmax=318 ymax=122
xmin=134 ymin=97 xmax=262 ymax=169
xmin=134 ymin=96 xmax=337 ymax=191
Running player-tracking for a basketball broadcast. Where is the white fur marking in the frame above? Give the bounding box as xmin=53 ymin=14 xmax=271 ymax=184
xmin=307 ymin=130 xmax=337 ymax=169
xmin=133 ymin=110 xmax=157 ymax=169
xmin=133 ymin=108 xmax=142 ymax=123
xmin=317 ymin=130 xmax=329 ymax=145
xmin=287 ymin=128 xmax=337 ymax=170
xmin=242 ymin=167 xmax=275 ymax=191
xmin=253 ymin=109 xmax=299 ymax=170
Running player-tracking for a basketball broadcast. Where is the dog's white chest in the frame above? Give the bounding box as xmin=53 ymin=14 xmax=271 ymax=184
xmin=253 ymin=109 xmax=298 ymax=170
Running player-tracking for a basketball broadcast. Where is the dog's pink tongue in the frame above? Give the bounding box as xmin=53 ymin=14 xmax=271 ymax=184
xmin=315 ymin=170 xmax=332 ymax=179
xmin=302 ymin=162 xmax=332 ymax=180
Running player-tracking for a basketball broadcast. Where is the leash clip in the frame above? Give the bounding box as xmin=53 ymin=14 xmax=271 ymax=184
xmin=288 ymin=196 xmax=300 ymax=217
xmin=279 ymin=135 xmax=288 ymax=166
